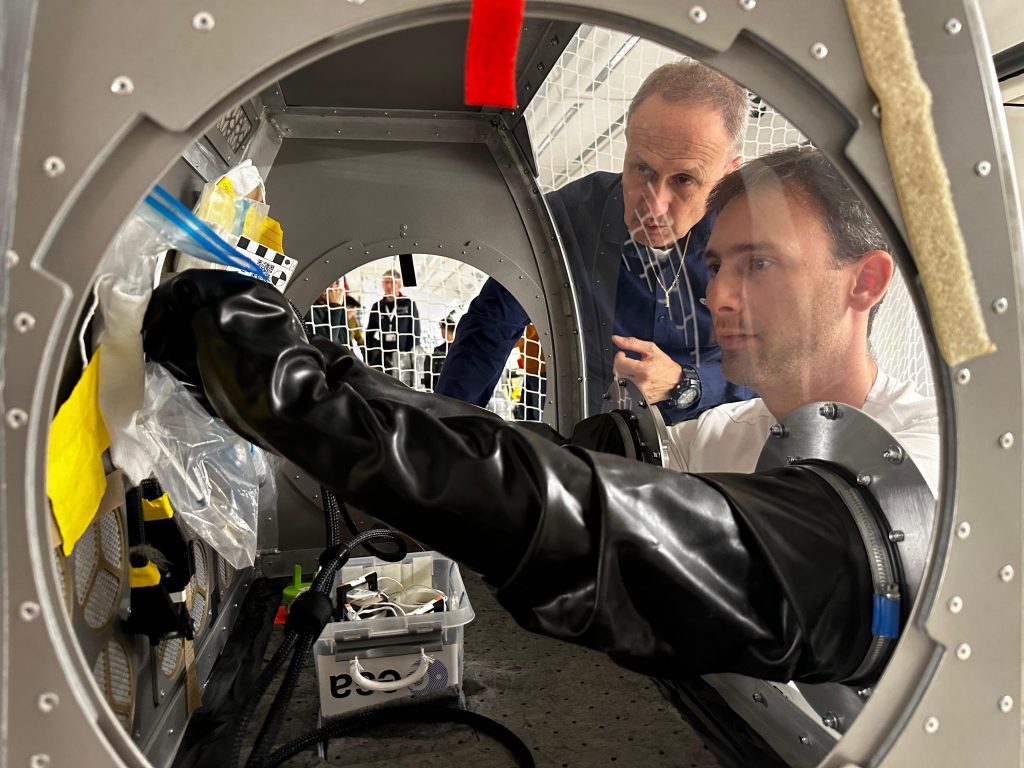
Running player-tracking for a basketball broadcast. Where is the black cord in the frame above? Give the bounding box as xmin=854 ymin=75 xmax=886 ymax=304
xmin=261 ymin=704 xmax=535 ymax=768
xmin=338 ymin=497 xmax=407 ymax=560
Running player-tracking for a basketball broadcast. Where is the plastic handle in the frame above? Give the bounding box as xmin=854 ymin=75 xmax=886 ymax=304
xmin=349 ymin=649 xmax=435 ymax=692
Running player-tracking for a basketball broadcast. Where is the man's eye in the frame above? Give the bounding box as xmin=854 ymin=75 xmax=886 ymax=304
xmin=705 ymin=262 xmax=720 ymax=276
xmin=671 ymin=175 xmax=694 ymax=187
xmin=750 ymin=258 xmax=770 ymax=271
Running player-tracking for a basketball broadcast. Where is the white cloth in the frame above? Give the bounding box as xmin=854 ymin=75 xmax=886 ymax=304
xmin=664 ymin=370 xmax=939 ymax=496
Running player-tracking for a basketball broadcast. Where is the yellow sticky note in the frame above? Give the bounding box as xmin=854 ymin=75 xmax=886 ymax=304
xmin=47 ymin=348 xmax=111 ymax=556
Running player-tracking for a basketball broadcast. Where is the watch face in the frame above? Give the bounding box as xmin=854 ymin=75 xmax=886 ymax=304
xmin=676 ymin=386 xmax=700 ymax=408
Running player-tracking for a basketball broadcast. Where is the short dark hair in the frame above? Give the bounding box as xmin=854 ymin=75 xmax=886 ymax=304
xmin=707 ymin=146 xmax=890 ymax=332
xmin=628 ymin=60 xmax=749 ymax=155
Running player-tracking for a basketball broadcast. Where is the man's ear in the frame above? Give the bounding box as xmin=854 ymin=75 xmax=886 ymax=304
xmin=850 ymin=250 xmax=894 ymax=313
xmin=725 ymin=154 xmax=742 ymax=174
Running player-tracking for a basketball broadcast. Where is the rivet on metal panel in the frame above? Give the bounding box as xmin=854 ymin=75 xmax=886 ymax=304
xmin=857 ymin=687 xmax=872 ymax=699
xmin=29 ymin=755 xmax=50 ymax=768
xmin=974 ymin=160 xmax=992 ymax=177
xmin=821 ymin=712 xmax=840 ymax=729
xmin=882 ymin=445 xmax=904 ymax=464
xmin=769 ymin=423 xmax=786 ymax=438
xmin=999 ymin=695 xmax=1014 ymax=713
xmin=42 ymin=156 xmax=65 ymax=178
xmin=810 ymin=43 xmax=829 ymax=60
xmin=955 ymin=642 xmax=971 ymax=660
xmin=948 ymin=595 xmax=963 ymax=613
xmin=738 ymin=0 xmax=756 ymax=9
xmin=1000 ymin=565 xmax=1014 ymax=582
xmin=955 ymin=368 xmax=971 ymax=385
xmin=37 ymin=693 xmax=59 ymax=713
xmin=110 ymin=76 xmax=134 ymax=95
xmin=888 ymin=530 xmax=905 ymax=542
xmin=577 ymin=377 xmax=583 ymax=383
xmin=14 ymin=312 xmax=36 ymax=333
xmin=159 ymin=689 xmax=166 ymax=698
xmin=998 ymin=432 xmax=1014 ymax=449
xmin=752 ymin=691 xmax=765 ymax=703
xmin=786 ymin=456 xmax=800 ymax=465
xmin=5 ymin=249 xmax=17 ymax=267
xmin=871 ymin=103 xmax=881 ymax=118
xmin=924 ymin=716 xmax=940 ymax=734
xmin=688 ymin=6 xmax=707 ymax=23
xmin=192 ymin=11 xmax=215 ymax=31
xmin=856 ymin=474 xmax=872 ymax=486
xmin=956 ymin=521 xmax=971 ymax=539
xmin=992 ymin=297 xmax=1009 ymax=314
xmin=168 ymin=728 xmax=175 ymax=736
xmin=19 ymin=602 xmax=40 ymax=621
xmin=944 ymin=18 xmax=963 ymax=35
xmin=6 ymin=409 xmax=28 ymax=429
xmin=798 ymin=735 xmax=811 ymax=746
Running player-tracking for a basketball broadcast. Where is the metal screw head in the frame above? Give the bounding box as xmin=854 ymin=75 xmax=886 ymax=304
xmin=751 ymin=691 xmax=764 ymax=703
xmin=6 ymin=409 xmax=28 ymax=429
xmin=818 ymin=402 xmax=841 ymax=420
xmin=43 ymin=156 xmax=65 ymax=177
xmin=924 ymin=716 xmax=940 ymax=734
xmin=992 ymin=297 xmax=1009 ymax=314
xmin=689 ymin=6 xmax=708 ymax=23
xmin=882 ymin=445 xmax=905 ymax=464
xmin=738 ymin=0 xmax=756 ymax=9
xmin=19 ymin=601 xmax=40 ymax=621
xmin=798 ymin=735 xmax=811 ymax=746
xmin=955 ymin=368 xmax=971 ymax=385
xmin=975 ymin=160 xmax=992 ymax=177
xmin=769 ymin=423 xmax=786 ymax=438
xmin=856 ymin=474 xmax=872 ymax=486
xmin=955 ymin=642 xmax=971 ymax=660
xmin=948 ymin=595 xmax=963 ymax=613
xmin=821 ymin=712 xmax=840 ymax=729
xmin=30 ymin=755 xmax=50 ymax=768
xmin=5 ymin=249 xmax=18 ymax=267
xmin=857 ymin=687 xmax=872 ymax=699
xmin=14 ymin=312 xmax=36 ymax=333
xmin=637 ymin=399 xmax=648 ymax=408
xmin=871 ymin=103 xmax=882 ymax=118
xmin=786 ymin=455 xmax=800 ymax=465
xmin=888 ymin=530 xmax=905 ymax=543
xmin=956 ymin=521 xmax=971 ymax=540
xmin=944 ymin=18 xmax=962 ymax=34
xmin=192 ymin=11 xmax=215 ymax=31
xmin=37 ymin=692 xmax=59 ymax=712
xmin=110 ymin=76 xmax=134 ymax=95
xmin=1000 ymin=565 xmax=1015 ymax=582
xmin=999 ymin=695 xmax=1014 ymax=713
xmin=810 ymin=42 xmax=829 ymax=60
xmin=999 ymin=432 xmax=1014 ymax=449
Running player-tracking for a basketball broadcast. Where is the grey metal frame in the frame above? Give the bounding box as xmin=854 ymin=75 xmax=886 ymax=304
xmin=3 ymin=1 xmax=1022 ymax=767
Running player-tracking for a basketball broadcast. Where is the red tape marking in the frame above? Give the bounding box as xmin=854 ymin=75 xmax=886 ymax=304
xmin=465 ymin=0 xmax=526 ymax=108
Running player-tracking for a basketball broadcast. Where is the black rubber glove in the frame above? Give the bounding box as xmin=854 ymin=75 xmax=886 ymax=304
xmin=143 ymin=270 xmax=872 ymax=683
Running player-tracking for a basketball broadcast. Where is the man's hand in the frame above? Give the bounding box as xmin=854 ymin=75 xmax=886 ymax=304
xmin=611 ymin=335 xmax=682 ymax=404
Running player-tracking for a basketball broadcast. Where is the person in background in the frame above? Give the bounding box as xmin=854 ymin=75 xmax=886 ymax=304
xmin=436 ymin=60 xmax=755 ymax=424
xmin=513 ymin=323 xmax=547 ymax=421
xmin=423 ymin=312 xmax=457 ymax=391
xmin=365 ymin=268 xmax=421 ymax=386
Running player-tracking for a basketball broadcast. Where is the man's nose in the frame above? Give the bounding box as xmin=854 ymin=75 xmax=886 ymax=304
xmin=643 ymin=180 xmax=671 ymax=218
xmin=706 ymin=268 xmax=740 ymax=315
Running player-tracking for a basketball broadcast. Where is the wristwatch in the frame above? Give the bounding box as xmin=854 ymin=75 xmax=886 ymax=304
xmin=668 ymin=364 xmax=702 ymax=410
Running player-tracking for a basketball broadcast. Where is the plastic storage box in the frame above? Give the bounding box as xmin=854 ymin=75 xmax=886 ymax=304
xmin=313 ymin=551 xmax=475 ymax=718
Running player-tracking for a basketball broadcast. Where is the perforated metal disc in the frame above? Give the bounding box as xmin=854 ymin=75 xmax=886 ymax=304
xmin=72 ymin=508 xmax=126 ymax=631
xmin=189 ymin=541 xmax=210 ymax=637
xmin=92 ymin=637 xmax=134 ymax=732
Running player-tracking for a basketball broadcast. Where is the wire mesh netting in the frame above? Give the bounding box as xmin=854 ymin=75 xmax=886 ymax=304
xmin=311 ymin=26 xmax=932 ymax=420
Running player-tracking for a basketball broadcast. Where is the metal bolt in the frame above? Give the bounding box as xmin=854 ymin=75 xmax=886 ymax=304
xmin=989 ymin=297 xmax=1009 ymax=315
xmin=956 ymin=368 xmax=971 ymax=385
xmin=6 ymin=409 xmax=28 ymax=429
xmin=888 ymin=530 xmax=905 ymax=543
xmin=857 ymin=687 xmax=872 ymax=699
xmin=955 ymin=642 xmax=971 ymax=660
xmin=871 ymin=103 xmax=882 ymax=118
xmin=29 ymin=755 xmax=50 ymax=768
xmin=810 ymin=42 xmax=829 ymax=60
xmin=818 ymin=402 xmax=841 ymax=420
xmin=786 ymin=456 xmax=800 ymax=465
xmin=821 ymin=712 xmax=840 ymax=729
xmin=688 ymin=6 xmax=707 ymax=23
xmin=999 ymin=432 xmax=1014 ymax=449
xmin=738 ymin=0 xmax=756 ymax=9
xmin=944 ymin=18 xmax=962 ymax=34
xmin=856 ymin=474 xmax=872 ymax=486
xmin=43 ymin=156 xmax=65 ymax=177
xmin=37 ymin=693 xmax=59 ymax=713
xmin=882 ymin=445 xmax=904 ymax=464
xmin=798 ymin=735 xmax=811 ymax=746
xmin=159 ymin=689 xmax=166 ymax=698
xmin=752 ymin=691 xmax=764 ymax=703
xmin=6 ymin=249 xmax=18 ymax=267
xmin=637 ymin=399 xmax=647 ymax=408
xmin=975 ymin=160 xmax=992 ymax=177
xmin=192 ymin=11 xmax=215 ymax=31
xmin=14 ymin=312 xmax=35 ymax=332
xmin=924 ymin=716 xmax=940 ymax=734
xmin=948 ymin=595 xmax=963 ymax=613
xmin=769 ymin=424 xmax=786 ymax=438
xmin=19 ymin=601 xmax=40 ymax=621
xmin=956 ymin=521 xmax=971 ymax=540
xmin=999 ymin=695 xmax=1014 ymax=713
xmin=110 ymin=76 xmax=134 ymax=95
xmin=1000 ymin=565 xmax=1015 ymax=582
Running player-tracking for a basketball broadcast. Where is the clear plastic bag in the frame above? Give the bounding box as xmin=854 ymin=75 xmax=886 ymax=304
xmin=134 ymin=362 xmax=262 ymax=568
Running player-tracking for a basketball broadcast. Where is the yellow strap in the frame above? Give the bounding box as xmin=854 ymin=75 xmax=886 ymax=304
xmin=129 ymin=562 xmax=161 ymax=588
xmin=141 ymin=493 xmax=174 ymax=521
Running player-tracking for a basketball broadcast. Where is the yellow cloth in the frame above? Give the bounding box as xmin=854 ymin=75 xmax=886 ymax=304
xmin=47 ymin=348 xmax=111 ymax=556
xmin=129 ymin=563 xmax=161 ymax=588
xmin=142 ymin=493 xmax=174 ymax=521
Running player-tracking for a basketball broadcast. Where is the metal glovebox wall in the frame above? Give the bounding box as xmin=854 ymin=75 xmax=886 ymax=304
xmin=2 ymin=2 xmax=1023 ymax=768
